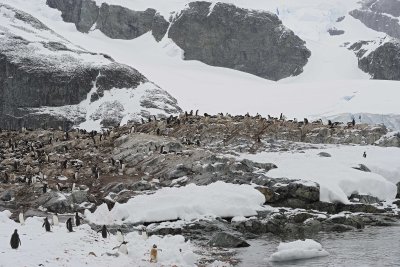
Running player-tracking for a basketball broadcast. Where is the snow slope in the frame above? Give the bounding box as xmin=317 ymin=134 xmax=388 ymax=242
xmin=240 ymin=144 xmax=400 ymax=203
xmin=0 ymin=211 xmax=197 ymax=267
xmin=85 ymin=181 xmax=266 ymax=225
xmin=4 ymin=0 xmax=400 ymax=130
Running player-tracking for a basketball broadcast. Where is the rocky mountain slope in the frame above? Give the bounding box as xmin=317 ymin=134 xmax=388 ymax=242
xmin=46 ymin=0 xmax=311 ymax=81
xmin=0 ymin=4 xmax=181 ymax=130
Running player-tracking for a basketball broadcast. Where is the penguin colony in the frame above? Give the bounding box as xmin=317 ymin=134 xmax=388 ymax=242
xmin=1 ymin=111 xmax=370 ymax=261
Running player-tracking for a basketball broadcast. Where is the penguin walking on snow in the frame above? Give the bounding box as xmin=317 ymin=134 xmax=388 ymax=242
xmin=19 ymin=211 xmax=25 ymax=225
xmin=52 ymin=213 xmax=59 ymax=226
xmin=66 ymin=218 xmax=73 ymax=232
xmin=116 ymin=229 xmax=124 ymax=243
xmin=42 ymin=218 xmax=52 ymax=232
xmin=75 ymin=212 xmax=83 ymax=227
xmin=10 ymin=229 xmax=21 ymax=249
xmin=98 ymin=225 xmax=110 ymax=238
xmin=113 ymin=241 xmax=128 ymax=255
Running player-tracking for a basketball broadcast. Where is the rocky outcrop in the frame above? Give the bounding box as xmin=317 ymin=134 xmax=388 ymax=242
xmin=168 ymin=2 xmax=310 ymax=81
xmin=208 ymin=232 xmax=249 ymax=248
xmin=0 ymin=4 xmax=181 ymax=130
xmin=47 ymin=0 xmax=310 ymax=81
xmin=350 ymin=40 xmax=400 ymax=80
xmin=350 ymin=0 xmax=400 ymax=39
xmin=46 ymin=0 xmax=169 ymax=41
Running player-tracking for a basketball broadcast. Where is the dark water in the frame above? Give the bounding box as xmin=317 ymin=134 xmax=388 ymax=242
xmin=237 ymin=225 xmax=400 ymax=267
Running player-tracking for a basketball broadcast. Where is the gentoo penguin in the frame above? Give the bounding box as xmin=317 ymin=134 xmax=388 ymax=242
xmin=66 ymin=218 xmax=73 ymax=232
xmin=141 ymin=227 xmax=148 ymax=240
xmin=150 ymin=244 xmax=159 ymax=263
xmin=113 ymin=241 xmax=128 ymax=255
xmin=10 ymin=229 xmax=21 ymax=249
xmin=52 ymin=213 xmax=59 ymax=226
xmin=98 ymin=225 xmax=110 ymax=238
xmin=42 ymin=183 xmax=48 ymax=194
xmin=42 ymin=218 xmax=51 ymax=232
xmin=72 ymin=183 xmax=76 ymax=192
xmin=75 ymin=212 xmax=82 ymax=227
xmin=19 ymin=211 xmax=25 ymax=225
xmin=116 ymin=229 xmax=124 ymax=243
xmin=74 ymin=171 xmax=79 ymax=181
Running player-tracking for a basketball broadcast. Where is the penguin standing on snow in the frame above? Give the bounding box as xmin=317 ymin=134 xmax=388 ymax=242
xmin=10 ymin=229 xmax=21 ymax=249
xmin=52 ymin=213 xmax=59 ymax=226
xmin=66 ymin=218 xmax=73 ymax=232
xmin=19 ymin=211 xmax=25 ymax=225
xmin=75 ymin=212 xmax=83 ymax=227
xmin=141 ymin=226 xmax=148 ymax=240
xmin=42 ymin=218 xmax=52 ymax=232
xmin=113 ymin=241 xmax=128 ymax=255
xmin=97 ymin=225 xmax=110 ymax=238
xmin=116 ymin=229 xmax=124 ymax=243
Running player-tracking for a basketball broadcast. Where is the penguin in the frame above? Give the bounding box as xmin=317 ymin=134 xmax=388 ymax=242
xmin=97 ymin=225 xmax=110 ymax=238
xmin=42 ymin=218 xmax=51 ymax=232
xmin=113 ymin=241 xmax=128 ymax=255
xmin=19 ymin=211 xmax=25 ymax=225
xmin=150 ymin=244 xmax=159 ymax=263
xmin=75 ymin=212 xmax=83 ymax=227
xmin=66 ymin=218 xmax=73 ymax=232
xmin=52 ymin=213 xmax=59 ymax=226
xmin=363 ymin=151 xmax=367 ymax=158
xmin=42 ymin=183 xmax=48 ymax=194
xmin=116 ymin=229 xmax=124 ymax=243
xmin=141 ymin=227 xmax=148 ymax=240
xmin=32 ymin=176 xmax=37 ymax=184
xmin=74 ymin=171 xmax=79 ymax=181
xmin=10 ymin=229 xmax=21 ymax=249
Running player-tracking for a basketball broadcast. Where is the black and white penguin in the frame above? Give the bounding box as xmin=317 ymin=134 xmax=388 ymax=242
xmin=10 ymin=229 xmax=21 ymax=249
xmin=75 ymin=212 xmax=83 ymax=227
xmin=98 ymin=225 xmax=110 ymax=238
xmin=52 ymin=213 xmax=59 ymax=226
xmin=116 ymin=229 xmax=124 ymax=243
xmin=19 ymin=211 xmax=25 ymax=225
xmin=42 ymin=218 xmax=51 ymax=232
xmin=66 ymin=218 xmax=73 ymax=232
xmin=42 ymin=183 xmax=48 ymax=194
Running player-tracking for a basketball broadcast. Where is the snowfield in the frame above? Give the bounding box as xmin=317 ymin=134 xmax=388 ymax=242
xmin=85 ymin=181 xmax=266 ymax=225
xmin=269 ymin=239 xmax=329 ymax=262
xmin=0 ymin=211 xmax=198 ymax=267
xmin=3 ymin=0 xmax=400 ymax=130
xmin=240 ymin=145 xmax=400 ymax=203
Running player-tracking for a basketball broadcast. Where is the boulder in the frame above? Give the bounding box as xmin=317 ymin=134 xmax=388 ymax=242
xmin=0 ymin=190 xmax=14 ymax=202
xmin=208 ymin=232 xmax=250 ymax=248
xmin=318 ymin=152 xmax=331 ymax=157
xmin=352 ymin=164 xmax=371 ymax=172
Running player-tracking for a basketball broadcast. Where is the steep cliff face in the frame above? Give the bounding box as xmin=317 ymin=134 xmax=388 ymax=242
xmin=349 ymin=39 xmax=400 ymax=80
xmin=0 ymin=4 xmax=181 ymax=130
xmin=168 ymin=2 xmax=310 ymax=81
xmin=46 ymin=0 xmax=310 ymax=81
xmin=46 ymin=0 xmax=169 ymax=41
xmin=350 ymin=0 xmax=400 ymax=39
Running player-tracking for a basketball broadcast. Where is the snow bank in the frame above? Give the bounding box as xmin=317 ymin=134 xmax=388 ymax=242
xmin=0 ymin=215 xmax=197 ymax=267
xmin=240 ymin=145 xmax=399 ymax=203
xmin=0 ymin=210 xmax=12 ymax=223
xmin=85 ymin=181 xmax=265 ymax=225
xmin=270 ymin=239 xmax=329 ymax=262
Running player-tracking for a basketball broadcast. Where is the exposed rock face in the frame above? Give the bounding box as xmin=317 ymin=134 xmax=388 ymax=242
xmin=168 ymin=2 xmax=310 ymax=81
xmin=0 ymin=4 xmax=181 ymax=130
xmin=208 ymin=232 xmax=249 ymax=248
xmin=351 ymin=41 xmax=400 ymax=80
xmin=46 ymin=0 xmax=169 ymax=41
xmin=350 ymin=0 xmax=400 ymax=39
xmin=328 ymin=28 xmax=345 ymax=35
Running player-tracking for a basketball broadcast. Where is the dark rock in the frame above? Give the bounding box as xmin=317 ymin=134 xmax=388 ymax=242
xmin=291 ymin=212 xmax=314 ymax=223
xmin=324 ymin=223 xmax=355 ymax=232
xmin=396 ymin=182 xmax=400 ymax=198
xmin=168 ymin=1 xmax=310 ymax=81
xmin=328 ymin=28 xmax=345 ymax=35
xmin=318 ymin=152 xmax=331 ymax=157
xmin=208 ymin=232 xmax=250 ymax=248
xmin=0 ymin=190 xmax=14 ymax=201
xmin=349 ymin=194 xmax=380 ymax=204
xmin=352 ymin=164 xmax=371 ymax=172
xmin=326 ymin=215 xmax=365 ymax=229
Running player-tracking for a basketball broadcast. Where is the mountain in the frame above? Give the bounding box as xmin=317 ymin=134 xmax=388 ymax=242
xmin=0 ymin=3 xmax=180 ymax=130
xmin=1 ymin=0 xmax=400 ymax=130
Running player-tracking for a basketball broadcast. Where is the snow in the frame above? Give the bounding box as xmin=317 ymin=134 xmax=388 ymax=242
xmin=240 ymin=145 xmax=400 ymax=203
xmin=269 ymin=239 xmax=329 ymax=262
xmin=0 ymin=211 xmax=197 ymax=267
xmin=85 ymin=181 xmax=266 ymax=225
xmin=3 ymin=0 xmax=400 ymax=130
